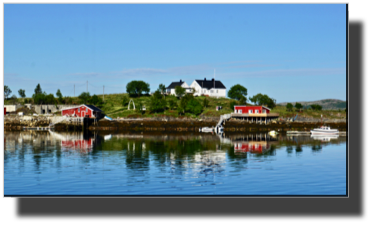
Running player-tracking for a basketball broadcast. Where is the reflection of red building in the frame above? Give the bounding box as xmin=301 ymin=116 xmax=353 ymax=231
xmin=62 ymin=139 xmax=93 ymax=153
xmin=234 ymin=142 xmax=270 ymax=154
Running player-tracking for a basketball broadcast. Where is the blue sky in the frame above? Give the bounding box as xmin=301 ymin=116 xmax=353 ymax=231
xmin=4 ymin=4 xmax=347 ymax=102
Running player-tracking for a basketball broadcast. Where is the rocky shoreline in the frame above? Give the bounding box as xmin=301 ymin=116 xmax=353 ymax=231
xmin=4 ymin=115 xmax=347 ymax=132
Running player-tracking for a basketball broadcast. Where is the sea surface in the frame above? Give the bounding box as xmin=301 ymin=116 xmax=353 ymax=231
xmin=4 ymin=131 xmax=347 ymax=196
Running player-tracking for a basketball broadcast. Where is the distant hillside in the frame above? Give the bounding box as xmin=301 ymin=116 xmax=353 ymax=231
xmin=278 ymin=99 xmax=346 ymax=110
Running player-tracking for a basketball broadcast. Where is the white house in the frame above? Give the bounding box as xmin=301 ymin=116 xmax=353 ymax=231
xmin=190 ymin=78 xmax=226 ymax=98
xmin=166 ymin=80 xmax=193 ymax=96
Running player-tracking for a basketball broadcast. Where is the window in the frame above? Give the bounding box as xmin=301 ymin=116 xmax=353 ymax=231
xmin=249 ymin=110 xmax=253 ymax=114
xmin=78 ymin=108 xmax=80 ymax=112
xmin=211 ymin=90 xmax=214 ymax=93
xmin=255 ymin=110 xmax=259 ymax=113
xmin=238 ymin=110 xmax=242 ymax=114
xmin=216 ymin=90 xmax=218 ymax=93
xmin=263 ymin=109 xmax=266 ymax=113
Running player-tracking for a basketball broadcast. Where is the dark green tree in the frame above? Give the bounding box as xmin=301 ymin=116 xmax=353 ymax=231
xmin=295 ymin=102 xmax=303 ymax=112
xmin=34 ymin=84 xmax=42 ymax=95
xmin=78 ymin=92 xmax=91 ymax=104
xmin=45 ymin=94 xmax=56 ymax=104
xmin=286 ymin=103 xmax=293 ymax=112
xmin=89 ymin=94 xmax=102 ymax=106
xmin=168 ymin=98 xmax=177 ymax=110
xmin=310 ymin=104 xmax=322 ymax=111
xmin=10 ymin=94 xmax=18 ymax=104
xmin=149 ymin=90 xmax=167 ymax=113
xmin=175 ymin=86 xmax=186 ymax=98
xmin=249 ymin=93 xmax=276 ymax=108
xmin=4 ymin=85 xmax=12 ymax=99
xmin=185 ymin=98 xmax=203 ymax=115
xmin=56 ymin=89 xmax=63 ymax=103
xmin=18 ymin=89 xmax=26 ymax=98
xmin=227 ymin=84 xmax=247 ymax=101
xmin=126 ymin=81 xmax=150 ymax=97
xmin=158 ymin=84 xmax=166 ymax=94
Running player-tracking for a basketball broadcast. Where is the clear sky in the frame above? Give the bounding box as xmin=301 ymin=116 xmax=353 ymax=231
xmin=4 ymin=4 xmax=347 ymax=103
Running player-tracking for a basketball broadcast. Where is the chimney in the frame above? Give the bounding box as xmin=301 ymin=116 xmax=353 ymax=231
xmin=180 ymin=79 xmax=182 ymax=83
xmin=204 ymin=77 xmax=206 ymax=81
xmin=212 ymin=78 xmax=215 ymax=88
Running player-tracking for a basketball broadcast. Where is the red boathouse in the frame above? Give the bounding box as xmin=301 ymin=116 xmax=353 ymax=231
xmin=233 ymin=105 xmax=271 ymax=114
xmin=61 ymin=104 xmax=102 ymax=118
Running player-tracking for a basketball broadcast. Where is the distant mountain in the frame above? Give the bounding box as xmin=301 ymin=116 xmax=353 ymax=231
xmin=277 ymin=99 xmax=346 ymax=110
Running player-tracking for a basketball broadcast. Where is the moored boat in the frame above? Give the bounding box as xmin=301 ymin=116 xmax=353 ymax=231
xmin=310 ymin=126 xmax=339 ymax=135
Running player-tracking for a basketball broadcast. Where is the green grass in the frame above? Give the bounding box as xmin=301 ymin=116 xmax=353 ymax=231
xmin=4 ymin=93 xmax=346 ymax=120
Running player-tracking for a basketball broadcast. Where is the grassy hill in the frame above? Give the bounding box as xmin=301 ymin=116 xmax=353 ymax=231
xmin=4 ymin=94 xmax=346 ymax=120
xmin=277 ymin=99 xmax=346 ymax=110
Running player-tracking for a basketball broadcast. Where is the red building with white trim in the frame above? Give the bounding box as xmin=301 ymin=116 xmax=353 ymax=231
xmin=61 ymin=104 xmax=102 ymax=118
xmin=234 ymin=105 xmax=271 ymax=114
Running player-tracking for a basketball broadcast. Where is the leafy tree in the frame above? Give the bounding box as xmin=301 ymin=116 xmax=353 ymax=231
xmin=185 ymin=98 xmax=203 ymax=115
xmin=227 ymin=84 xmax=247 ymax=101
xmin=175 ymin=86 xmax=186 ymax=98
xmin=4 ymin=85 xmax=12 ymax=99
xmin=249 ymin=93 xmax=276 ymax=109
xmin=33 ymin=92 xmax=46 ymax=104
xmin=34 ymin=84 xmax=42 ymax=95
xmin=310 ymin=104 xmax=322 ymax=111
xmin=168 ymin=98 xmax=177 ymax=110
xmin=203 ymin=97 xmax=209 ymax=108
xmin=89 ymin=94 xmax=102 ymax=106
xmin=286 ymin=103 xmax=293 ymax=111
xmin=295 ymin=102 xmax=303 ymax=112
xmin=45 ymin=94 xmax=56 ymax=104
xmin=149 ymin=90 xmax=167 ymax=113
xmin=238 ymin=95 xmax=247 ymax=105
xmin=56 ymin=89 xmax=63 ymax=103
xmin=126 ymin=80 xmax=150 ymax=97
xmin=10 ymin=94 xmax=18 ymax=104
xmin=18 ymin=89 xmax=26 ymax=98
xmin=78 ymin=92 xmax=91 ymax=104
xmin=158 ymin=84 xmax=166 ymax=94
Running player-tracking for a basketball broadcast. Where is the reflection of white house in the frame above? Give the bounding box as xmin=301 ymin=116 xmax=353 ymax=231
xmin=190 ymin=78 xmax=226 ymax=98
xmin=166 ymin=80 xmax=193 ymax=96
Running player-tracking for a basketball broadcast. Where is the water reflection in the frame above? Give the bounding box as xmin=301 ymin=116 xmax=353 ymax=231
xmin=4 ymin=131 xmax=346 ymax=166
xmin=4 ymin=130 xmax=347 ymax=195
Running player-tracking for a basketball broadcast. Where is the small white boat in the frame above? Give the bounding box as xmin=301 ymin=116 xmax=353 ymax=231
xmin=310 ymin=126 xmax=339 ymax=135
xmin=199 ymin=127 xmax=214 ymax=133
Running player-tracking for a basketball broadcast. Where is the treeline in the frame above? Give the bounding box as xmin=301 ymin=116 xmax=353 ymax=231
xmin=226 ymin=84 xmax=276 ymax=110
xmin=4 ymin=84 xmax=103 ymax=106
xmin=286 ymin=102 xmax=324 ymax=112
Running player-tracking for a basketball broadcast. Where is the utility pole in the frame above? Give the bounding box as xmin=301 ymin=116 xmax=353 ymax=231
xmin=103 ymin=86 xmax=104 ymax=102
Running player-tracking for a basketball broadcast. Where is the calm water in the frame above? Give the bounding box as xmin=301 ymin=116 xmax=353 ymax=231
xmin=4 ymin=131 xmax=347 ymax=196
